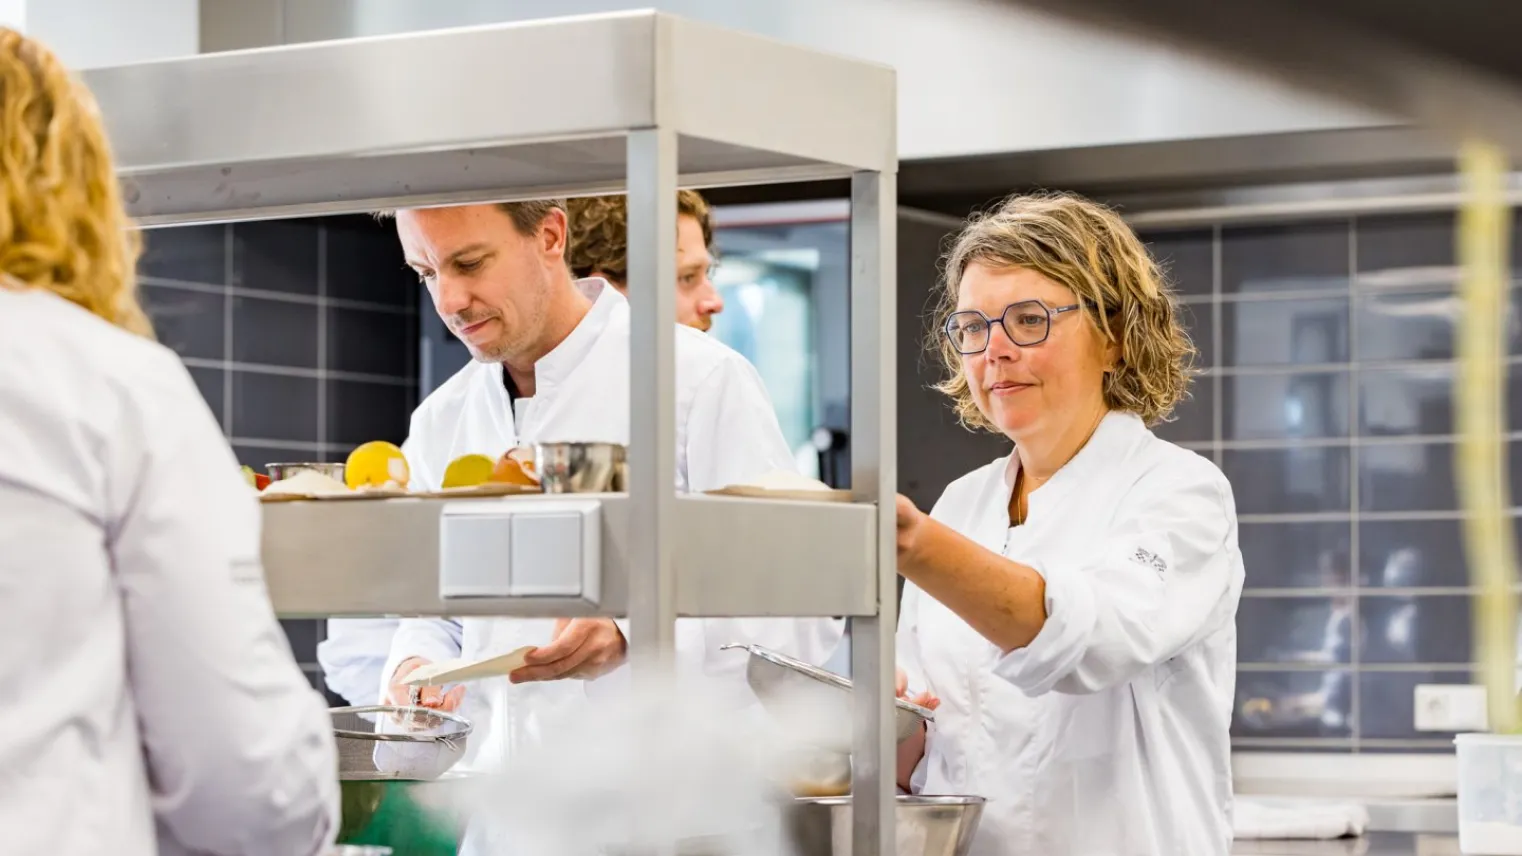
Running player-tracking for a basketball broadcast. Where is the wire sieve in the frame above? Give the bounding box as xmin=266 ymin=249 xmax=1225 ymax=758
xmin=330 ymin=706 xmax=473 ymax=781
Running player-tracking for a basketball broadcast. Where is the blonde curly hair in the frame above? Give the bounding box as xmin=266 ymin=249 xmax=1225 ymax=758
xmin=566 ymin=190 xmax=712 ymax=282
xmin=932 ymin=191 xmax=1195 ymax=431
xmin=0 ymin=28 xmax=149 ymax=337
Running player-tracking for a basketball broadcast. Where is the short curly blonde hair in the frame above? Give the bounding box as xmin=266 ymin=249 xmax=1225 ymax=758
xmin=932 ymin=191 xmax=1195 ymax=431
xmin=0 ymin=28 xmax=149 ymax=337
xmin=566 ymin=190 xmax=712 ymax=282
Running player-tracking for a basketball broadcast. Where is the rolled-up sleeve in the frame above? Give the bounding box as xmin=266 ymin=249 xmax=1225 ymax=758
xmin=994 ymin=465 xmax=1239 ymax=696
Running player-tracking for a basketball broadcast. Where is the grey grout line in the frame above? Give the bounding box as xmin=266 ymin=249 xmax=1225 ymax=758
xmin=222 ymin=224 xmax=234 ymax=436
xmin=179 ymin=356 xmax=415 ymax=387
xmin=317 ymin=225 xmax=329 ymax=461
xmin=1212 ymin=223 xmax=1223 ymax=468
xmin=1178 ymin=278 xmax=1518 ymax=304
xmin=230 ymin=437 xmax=345 ymax=453
xmin=140 ymin=274 xmax=417 ymax=316
xmin=1230 ymin=737 xmax=1458 ymax=749
xmin=1181 ymin=430 xmax=1522 ymax=452
xmin=1197 ymin=355 xmax=1522 ymax=376
xmin=1358 ymin=739 xmax=1468 ymax=749
xmin=1210 ymin=283 xmax=1354 ymax=304
xmin=1238 ymin=508 xmax=1522 ymax=523
xmin=1348 ymin=215 xmax=1363 ymax=750
xmin=1241 ymin=585 xmax=1522 ymax=598
xmin=1237 ymin=661 xmax=1479 ymax=673
xmin=1230 ymin=737 xmax=1356 ymax=748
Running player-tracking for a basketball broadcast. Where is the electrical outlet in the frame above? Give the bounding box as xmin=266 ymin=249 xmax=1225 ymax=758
xmin=1414 ymin=684 xmax=1489 ymax=732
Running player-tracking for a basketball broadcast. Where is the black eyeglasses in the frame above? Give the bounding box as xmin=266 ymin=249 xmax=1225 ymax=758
xmin=943 ymin=300 xmax=1082 ymax=355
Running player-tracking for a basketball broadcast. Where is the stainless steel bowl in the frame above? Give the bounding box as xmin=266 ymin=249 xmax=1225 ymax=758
xmin=331 ymin=706 xmax=472 ymax=782
xmin=722 ymin=643 xmax=933 ymax=751
xmin=534 ymin=442 xmax=626 ymax=493
xmin=267 ymin=462 xmax=346 ymax=483
xmin=787 ymin=795 xmax=986 ymax=856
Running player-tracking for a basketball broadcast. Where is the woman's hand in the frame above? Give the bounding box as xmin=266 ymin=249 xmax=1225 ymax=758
xmin=895 ymin=494 xmax=929 ymax=567
xmin=895 ymin=667 xmax=941 ymax=711
xmin=893 ymin=666 xmax=940 ymax=792
xmin=387 ymin=657 xmax=466 ymax=712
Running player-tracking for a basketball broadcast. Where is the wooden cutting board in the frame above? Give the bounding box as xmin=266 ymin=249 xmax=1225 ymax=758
xmin=399 ymin=646 xmax=536 ymax=686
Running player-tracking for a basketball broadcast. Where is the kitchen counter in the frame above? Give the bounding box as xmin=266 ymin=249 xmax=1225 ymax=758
xmin=1234 ymin=832 xmax=1462 ymax=855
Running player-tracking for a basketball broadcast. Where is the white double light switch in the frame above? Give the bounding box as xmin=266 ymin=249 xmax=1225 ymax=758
xmin=438 ymin=498 xmax=602 ymax=602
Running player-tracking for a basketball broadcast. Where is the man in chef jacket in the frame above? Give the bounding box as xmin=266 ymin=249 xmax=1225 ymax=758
xmin=317 ymin=193 xmax=754 ymax=705
xmin=565 ymin=189 xmax=725 ymax=331
xmin=323 ymin=200 xmax=841 ymax=767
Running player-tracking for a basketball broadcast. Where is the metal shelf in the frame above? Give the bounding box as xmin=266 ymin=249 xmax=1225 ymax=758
xmin=80 ymin=10 xmax=896 ymax=226
xmin=261 ymin=494 xmax=879 ymax=619
xmin=89 ymin=11 xmax=900 ymax=853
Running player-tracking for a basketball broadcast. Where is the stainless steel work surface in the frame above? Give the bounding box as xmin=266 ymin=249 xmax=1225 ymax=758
xmin=1235 ymin=832 xmax=1460 ymax=855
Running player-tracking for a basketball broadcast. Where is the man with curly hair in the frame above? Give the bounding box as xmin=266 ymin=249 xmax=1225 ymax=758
xmin=566 ymin=190 xmax=725 ymax=331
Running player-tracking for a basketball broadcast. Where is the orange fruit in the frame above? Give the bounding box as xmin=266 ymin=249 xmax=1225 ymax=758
xmin=345 ymin=441 xmax=410 ymax=489
xmin=489 ymin=448 xmax=538 ymax=486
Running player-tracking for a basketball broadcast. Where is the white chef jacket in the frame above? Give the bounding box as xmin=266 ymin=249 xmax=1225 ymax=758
xmin=329 ymin=279 xmax=841 ymax=769
xmin=0 ymin=287 xmax=338 ymax=856
xmin=900 ymin=411 xmax=1243 ymax=856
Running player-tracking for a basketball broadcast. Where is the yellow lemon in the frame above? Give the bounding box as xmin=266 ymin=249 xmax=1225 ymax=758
xmin=345 ymin=441 xmax=410 ymax=489
xmin=442 ymin=453 xmax=495 ymax=489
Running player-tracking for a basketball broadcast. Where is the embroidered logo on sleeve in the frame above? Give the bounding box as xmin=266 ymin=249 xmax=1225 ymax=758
xmin=1131 ymin=547 xmax=1167 ymax=577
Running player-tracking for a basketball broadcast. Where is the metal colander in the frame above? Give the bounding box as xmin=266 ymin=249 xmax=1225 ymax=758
xmin=330 ymin=706 xmax=473 ymax=781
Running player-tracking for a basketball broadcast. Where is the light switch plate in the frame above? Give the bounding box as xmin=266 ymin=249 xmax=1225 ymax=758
xmin=437 ymin=497 xmax=602 ymax=603
xmin=1414 ymin=683 xmax=1489 ymax=732
xmin=438 ymin=508 xmax=514 ymax=597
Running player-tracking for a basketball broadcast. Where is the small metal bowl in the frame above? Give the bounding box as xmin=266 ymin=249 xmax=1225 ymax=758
xmin=722 ymin=643 xmax=933 ymax=751
xmin=267 ymin=462 xmax=346 ymax=483
xmin=534 ymin=442 xmax=626 ymax=493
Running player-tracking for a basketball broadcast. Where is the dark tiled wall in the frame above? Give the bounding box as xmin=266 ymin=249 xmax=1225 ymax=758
xmin=1144 ymin=212 xmax=1521 ymax=753
xmin=138 ymin=215 xmax=419 ymax=696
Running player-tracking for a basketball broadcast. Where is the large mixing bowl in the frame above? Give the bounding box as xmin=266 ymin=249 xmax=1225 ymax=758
xmin=787 ymin=795 xmax=986 ymax=856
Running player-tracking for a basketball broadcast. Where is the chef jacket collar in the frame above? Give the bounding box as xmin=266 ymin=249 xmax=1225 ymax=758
xmin=487 ymin=277 xmax=623 ymax=399
xmin=1005 ymin=410 xmax=1146 ymax=524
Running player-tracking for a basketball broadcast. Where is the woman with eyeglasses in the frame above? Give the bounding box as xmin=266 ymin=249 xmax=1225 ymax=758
xmin=893 ymin=193 xmax=1244 ymax=856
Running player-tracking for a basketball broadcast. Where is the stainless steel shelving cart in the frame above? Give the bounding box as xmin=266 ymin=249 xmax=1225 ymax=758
xmin=84 ymin=11 xmax=901 ymax=853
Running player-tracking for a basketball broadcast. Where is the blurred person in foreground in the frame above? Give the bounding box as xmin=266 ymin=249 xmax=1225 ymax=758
xmin=566 ymin=189 xmax=725 ymax=331
xmin=893 ymin=192 xmax=1243 ymax=855
xmin=0 ymin=28 xmax=338 ymax=856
